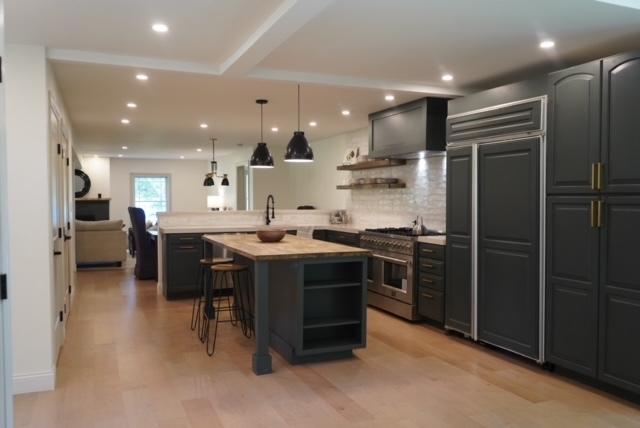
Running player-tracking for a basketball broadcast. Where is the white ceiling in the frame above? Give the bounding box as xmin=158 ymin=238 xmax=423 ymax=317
xmin=7 ymin=0 xmax=640 ymax=158
xmin=52 ymin=61 xmax=419 ymax=159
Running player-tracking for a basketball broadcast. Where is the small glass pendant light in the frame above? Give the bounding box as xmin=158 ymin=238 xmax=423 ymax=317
xmin=285 ymin=84 xmax=314 ymax=163
xmin=203 ymin=137 xmax=228 ymax=186
xmin=250 ymin=99 xmax=274 ymax=168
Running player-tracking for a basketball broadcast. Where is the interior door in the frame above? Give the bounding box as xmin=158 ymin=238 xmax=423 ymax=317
xmin=61 ymin=130 xmax=71 ymax=326
xmin=49 ymin=104 xmax=65 ymax=358
xmin=0 ymin=0 xmax=15 ymax=421
xmin=598 ymin=196 xmax=640 ymax=394
xmin=477 ymin=138 xmax=540 ymax=359
xmin=445 ymin=146 xmax=473 ymax=335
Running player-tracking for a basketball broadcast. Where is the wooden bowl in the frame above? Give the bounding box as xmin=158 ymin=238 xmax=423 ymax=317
xmin=257 ymin=229 xmax=286 ymax=243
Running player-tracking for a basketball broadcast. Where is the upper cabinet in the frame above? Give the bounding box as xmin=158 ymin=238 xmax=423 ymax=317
xmin=602 ymin=53 xmax=640 ymax=194
xmin=547 ymin=52 xmax=640 ymax=195
xmin=547 ymin=61 xmax=601 ymax=194
xmin=368 ymin=97 xmax=447 ymax=159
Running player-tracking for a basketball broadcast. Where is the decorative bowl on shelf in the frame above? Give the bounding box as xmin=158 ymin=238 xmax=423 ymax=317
xmin=257 ymin=228 xmax=286 ymax=243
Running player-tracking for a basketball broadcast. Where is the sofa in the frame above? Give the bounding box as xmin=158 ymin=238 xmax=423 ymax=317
xmin=75 ymin=219 xmax=127 ymax=266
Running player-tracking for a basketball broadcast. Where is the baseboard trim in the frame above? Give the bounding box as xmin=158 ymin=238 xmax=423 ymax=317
xmin=13 ymin=369 xmax=55 ymax=395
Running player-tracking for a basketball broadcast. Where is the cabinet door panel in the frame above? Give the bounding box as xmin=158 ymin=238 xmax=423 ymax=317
xmin=445 ymin=237 xmax=471 ymax=334
xmin=478 ymin=139 xmax=540 ymax=359
xmin=599 ymin=196 xmax=640 ymax=393
xmin=546 ymin=197 xmax=598 ymax=376
xmin=445 ymin=146 xmax=472 ymax=334
xmin=547 ymin=61 xmax=601 ymax=194
xmin=602 ymin=53 xmax=640 ymax=193
xmin=167 ymin=244 xmax=202 ymax=293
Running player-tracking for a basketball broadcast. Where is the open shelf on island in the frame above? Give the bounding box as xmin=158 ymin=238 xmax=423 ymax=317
xmin=337 ymin=159 xmax=406 ymax=171
xmin=303 ymin=317 xmax=361 ymax=329
xmin=337 ymin=182 xmax=406 ymax=190
xmin=304 ymin=280 xmax=361 ymax=290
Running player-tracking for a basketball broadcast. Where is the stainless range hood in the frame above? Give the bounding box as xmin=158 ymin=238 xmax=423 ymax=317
xmin=368 ymin=97 xmax=448 ymax=159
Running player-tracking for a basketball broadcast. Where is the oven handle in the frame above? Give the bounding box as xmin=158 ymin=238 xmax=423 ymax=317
xmin=373 ymin=254 xmax=409 ymax=266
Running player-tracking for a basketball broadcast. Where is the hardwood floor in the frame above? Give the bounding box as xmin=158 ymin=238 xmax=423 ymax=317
xmin=15 ymin=268 xmax=640 ymax=427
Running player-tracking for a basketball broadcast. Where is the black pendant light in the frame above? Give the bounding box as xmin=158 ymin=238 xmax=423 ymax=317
xmin=250 ymin=99 xmax=274 ymax=168
xmin=285 ymin=84 xmax=314 ymax=163
xmin=203 ymin=137 xmax=228 ymax=186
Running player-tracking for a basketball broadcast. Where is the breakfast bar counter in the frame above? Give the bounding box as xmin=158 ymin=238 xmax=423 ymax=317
xmin=203 ymin=233 xmax=370 ymax=375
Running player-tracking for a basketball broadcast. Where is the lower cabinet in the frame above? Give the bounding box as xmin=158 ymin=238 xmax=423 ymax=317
xmin=164 ymin=233 xmax=203 ymax=299
xmin=547 ymin=195 xmax=640 ymax=395
xmin=314 ymin=229 xmax=360 ymax=247
xmin=417 ymin=243 xmax=445 ymax=323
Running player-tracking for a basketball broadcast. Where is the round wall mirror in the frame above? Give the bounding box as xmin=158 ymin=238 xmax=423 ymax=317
xmin=74 ymin=169 xmax=91 ymax=198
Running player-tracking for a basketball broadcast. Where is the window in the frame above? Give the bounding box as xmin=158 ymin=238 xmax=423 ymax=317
xmin=132 ymin=175 xmax=170 ymax=223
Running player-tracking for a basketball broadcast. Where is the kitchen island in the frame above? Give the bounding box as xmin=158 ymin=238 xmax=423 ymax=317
xmin=203 ymin=233 xmax=370 ymax=375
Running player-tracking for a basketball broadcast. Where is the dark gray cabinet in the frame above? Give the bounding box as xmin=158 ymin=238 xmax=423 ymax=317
xmin=598 ymin=197 xmax=640 ymax=394
xmin=546 ymin=197 xmax=599 ymax=376
xmin=445 ymin=146 xmax=472 ymax=334
xmin=547 ymin=61 xmax=601 ymax=194
xmin=321 ymin=230 xmax=360 ymax=247
xmin=602 ymin=53 xmax=640 ymax=194
xmin=417 ymin=243 xmax=445 ymax=323
xmin=164 ymin=233 xmax=203 ymax=299
xmin=478 ymin=138 xmax=539 ymax=359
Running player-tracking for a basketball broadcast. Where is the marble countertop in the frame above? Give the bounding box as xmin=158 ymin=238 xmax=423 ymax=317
xmin=203 ymin=233 xmax=370 ymax=261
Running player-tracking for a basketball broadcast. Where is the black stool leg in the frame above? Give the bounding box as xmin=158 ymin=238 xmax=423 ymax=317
xmin=200 ymin=267 xmax=216 ymax=343
xmin=233 ymin=271 xmax=250 ymax=338
xmin=190 ymin=264 xmax=204 ymax=331
xmin=245 ymin=269 xmax=255 ymax=338
xmin=206 ymin=269 xmax=228 ymax=356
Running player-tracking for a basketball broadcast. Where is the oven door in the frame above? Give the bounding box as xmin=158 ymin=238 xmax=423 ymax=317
xmin=373 ymin=253 xmax=413 ymax=304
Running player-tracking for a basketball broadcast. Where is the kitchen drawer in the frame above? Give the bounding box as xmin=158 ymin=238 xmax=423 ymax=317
xmin=418 ymin=243 xmax=444 ymax=260
xmin=418 ymin=286 xmax=444 ymax=323
xmin=418 ymin=273 xmax=444 ymax=292
xmin=418 ymin=258 xmax=444 ymax=276
xmin=167 ymin=233 xmax=203 ymax=245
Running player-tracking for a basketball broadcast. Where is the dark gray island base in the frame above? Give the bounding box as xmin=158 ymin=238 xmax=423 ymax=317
xmin=203 ymin=233 xmax=369 ymax=375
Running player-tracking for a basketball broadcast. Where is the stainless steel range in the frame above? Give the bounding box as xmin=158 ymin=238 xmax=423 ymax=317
xmin=360 ymin=227 xmax=444 ymax=320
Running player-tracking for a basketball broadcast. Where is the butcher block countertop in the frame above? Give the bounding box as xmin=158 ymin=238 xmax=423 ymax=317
xmin=203 ymin=233 xmax=370 ymax=261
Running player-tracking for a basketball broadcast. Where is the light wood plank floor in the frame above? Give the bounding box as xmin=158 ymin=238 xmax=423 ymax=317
xmin=15 ymin=268 xmax=640 ymax=427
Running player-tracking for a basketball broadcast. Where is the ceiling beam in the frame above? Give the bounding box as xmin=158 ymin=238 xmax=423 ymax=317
xmin=219 ymin=0 xmax=334 ymax=76
xmin=47 ymin=48 xmax=221 ymax=75
xmin=248 ymin=67 xmax=468 ymax=97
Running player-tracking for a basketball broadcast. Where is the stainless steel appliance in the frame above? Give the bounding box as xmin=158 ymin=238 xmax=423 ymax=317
xmin=361 ymin=227 xmax=444 ymax=320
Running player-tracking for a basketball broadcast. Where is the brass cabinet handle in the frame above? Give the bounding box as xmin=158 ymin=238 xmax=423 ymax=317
xmin=596 ymin=162 xmax=604 ymax=191
xmin=590 ymin=200 xmax=597 ymax=228
xmin=422 ymin=278 xmax=434 ymax=283
xmin=178 ymin=245 xmax=196 ymax=249
xmin=421 ymin=293 xmax=434 ymax=299
xmin=422 ymin=248 xmax=434 ymax=253
xmin=591 ymin=163 xmax=597 ymax=190
xmin=597 ymin=200 xmax=603 ymax=228
xmin=422 ymin=263 xmax=434 ymax=268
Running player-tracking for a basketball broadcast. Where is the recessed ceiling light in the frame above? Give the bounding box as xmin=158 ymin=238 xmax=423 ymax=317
xmin=196 ymin=148 xmax=203 ymax=152
xmin=341 ymin=110 xmax=351 ymax=116
xmin=180 ymin=155 xmax=185 ymax=159
xmin=441 ymin=74 xmax=454 ymax=81
xmin=122 ymin=146 xmax=128 ymax=150
xmin=121 ymin=118 xmax=130 ymax=125
xmin=539 ymin=40 xmax=555 ymax=49
xmin=136 ymin=73 xmax=149 ymax=81
xmin=309 ymin=121 xmax=317 ymax=127
xmin=271 ymin=127 xmax=279 ymax=132
xmin=126 ymin=102 xmax=137 ymax=109
xmin=200 ymin=123 xmax=208 ymax=129
xmin=118 ymin=154 xmax=123 ymax=158
xmin=385 ymin=95 xmax=395 ymax=101
xmin=595 ymin=0 xmax=640 ymax=9
xmin=152 ymin=23 xmax=169 ymax=33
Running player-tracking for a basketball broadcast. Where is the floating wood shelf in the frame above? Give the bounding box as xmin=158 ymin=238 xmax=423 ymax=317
xmin=337 ymin=183 xmax=406 ymax=190
xmin=336 ymin=159 xmax=406 ymax=171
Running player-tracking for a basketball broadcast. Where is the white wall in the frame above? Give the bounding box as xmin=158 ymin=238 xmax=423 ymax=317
xmin=109 ymin=158 xmax=211 ymax=225
xmin=5 ymin=44 xmax=72 ymax=393
xmin=78 ymin=155 xmax=110 ymax=199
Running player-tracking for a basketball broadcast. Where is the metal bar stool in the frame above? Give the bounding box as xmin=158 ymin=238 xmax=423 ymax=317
xmin=190 ymin=257 xmax=233 ymax=340
xmin=203 ymin=263 xmax=253 ymax=356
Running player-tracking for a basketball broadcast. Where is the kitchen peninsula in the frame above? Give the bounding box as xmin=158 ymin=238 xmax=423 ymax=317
xmin=204 ymin=233 xmax=370 ymax=375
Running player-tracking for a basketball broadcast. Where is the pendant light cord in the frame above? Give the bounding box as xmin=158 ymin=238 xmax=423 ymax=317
xmin=260 ymin=103 xmax=264 ymax=142
xmin=297 ymin=84 xmax=301 ymax=132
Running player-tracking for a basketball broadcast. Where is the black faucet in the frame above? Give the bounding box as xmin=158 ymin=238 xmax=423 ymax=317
xmin=266 ymin=194 xmax=275 ymax=225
